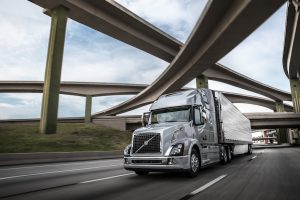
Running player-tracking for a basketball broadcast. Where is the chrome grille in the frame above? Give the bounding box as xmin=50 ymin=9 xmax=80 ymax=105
xmin=132 ymin=133 xmax=161 ymax=153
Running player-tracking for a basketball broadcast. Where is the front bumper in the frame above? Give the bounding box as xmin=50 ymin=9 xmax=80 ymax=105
xmin=123 ymin=155 xmax=190 ymax=172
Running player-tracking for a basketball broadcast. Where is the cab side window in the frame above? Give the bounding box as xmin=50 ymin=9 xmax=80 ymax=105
xmin=194 ymin=107 xmax=201 ymax=125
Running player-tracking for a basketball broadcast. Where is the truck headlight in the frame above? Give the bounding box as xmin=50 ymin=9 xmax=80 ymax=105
xmin=124 ymin=144 xmax=131 ymax=157
xmin=169 ymin=143 xmax=184 ymax=156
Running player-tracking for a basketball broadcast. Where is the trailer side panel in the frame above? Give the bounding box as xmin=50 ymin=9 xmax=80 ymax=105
xmin=218 ymin=93 xmax=252 ymax=144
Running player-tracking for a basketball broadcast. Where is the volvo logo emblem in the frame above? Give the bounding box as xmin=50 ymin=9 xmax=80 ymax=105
xmin=144 ymin=141 xmax=149 ymax=146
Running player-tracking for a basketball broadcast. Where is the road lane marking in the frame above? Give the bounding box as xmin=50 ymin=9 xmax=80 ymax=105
xmin=248 ymin=155 xmax=257 ymax=161
xmin=80 ymin=173 xmax=135 ymax=184
xmin=0 ymin=182 xmax=78 ymax=199
xmin=0 ymin=159 xmax=122 ymax=171
xmin=0 ymin=164 xmax=122 ymax=180
xmin=0 ymin=172 xmax=135 ymax=198
xmin=190 ymin=174 xmax=227 ymax=195
xmin=180 ymin=174 xmax=227 ymax=200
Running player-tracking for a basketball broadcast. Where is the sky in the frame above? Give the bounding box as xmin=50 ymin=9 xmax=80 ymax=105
xmin=0 ymin=0 xmax=291 ymax=119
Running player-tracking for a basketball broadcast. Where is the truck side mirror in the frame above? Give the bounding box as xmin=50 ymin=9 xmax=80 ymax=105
xmin=141 ymin=112 xmax=150 ymax=127
xmin=201 ymin=111 xmax=207 ymax=124
xmin=193 ymin=107 xmax=202 ymax=126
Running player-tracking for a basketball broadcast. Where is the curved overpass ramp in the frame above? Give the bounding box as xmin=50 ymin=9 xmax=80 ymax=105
xmin=93 ymin=0 xmax=286 ymax=116
xmin=204 ymin=64 xmax=291 ymax=101
xmin=0 ymin=81 xmax=146 ymax=97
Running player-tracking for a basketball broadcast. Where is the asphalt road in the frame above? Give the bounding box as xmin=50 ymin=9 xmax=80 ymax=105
xmin=0 ymin=147 xmax=299 ymax=200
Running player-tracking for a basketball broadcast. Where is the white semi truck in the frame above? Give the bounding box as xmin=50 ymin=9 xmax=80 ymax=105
xmin=124 ymin=89 xmax=252 ymax=177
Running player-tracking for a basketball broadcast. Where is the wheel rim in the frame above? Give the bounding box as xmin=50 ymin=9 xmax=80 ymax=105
xmin=224 ymin=149 xmax=227 ymax=162
xmin=191 ymin=153 xmax=199 ymax=172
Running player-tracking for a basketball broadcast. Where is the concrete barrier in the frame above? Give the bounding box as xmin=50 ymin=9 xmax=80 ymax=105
xmin=252 ymin=144 xmax=295 ymax=149
xmin=0 ymin=150 xmax=123 ymax=166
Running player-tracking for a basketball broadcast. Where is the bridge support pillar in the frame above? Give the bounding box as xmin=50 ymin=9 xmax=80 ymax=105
xmin=40 ymin=6 xmax=68 ymax=134
xmin=85 ymin=96 xmax=92 ymax=123
xmin=290 ymin=79 xmax=300 ymax=143
xmin=196 ymin=75 xmax=208 ymax=89
xmin=275 ymin=101 xmax=285 ymax=112
xmin=275 ymin=101 xmax=288 ymax=144
xmin=290 ymin=79 xmax=300 ymax=112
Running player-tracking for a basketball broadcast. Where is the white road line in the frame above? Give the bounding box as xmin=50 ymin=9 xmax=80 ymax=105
xmin=251 ymin=155 xmax=257 ymax=160
xmin=0 ymin=159 xmax=122 ymax=171
xmin=80 ymin=173 xmax=134 ymax=184
xmin=0 ymin=164 xmax=122 ymax=180
xmin=190 ymin=174 xmax=227 ymax=195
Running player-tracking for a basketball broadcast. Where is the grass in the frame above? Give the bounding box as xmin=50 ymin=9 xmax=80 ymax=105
xmin=0 ymin=123 xmax=132 ymax=153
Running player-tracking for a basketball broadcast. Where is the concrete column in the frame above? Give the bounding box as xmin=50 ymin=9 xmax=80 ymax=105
xmin=40 ymin=6 xmax=68 ymax=134
xmin=290 ymin=79 xmax=300 ymax=143
xmin=290 ymin=79 xmax=300 ymax=112
xmin=275 ymin=101 xmax=285 ymax=112
xmin=85 ymin=96 xmax=92 ymax=123
xmin=196 ymin=75 xmax=208 ymax=89
xmin=275 ymin=101 xmax=288 ymax=144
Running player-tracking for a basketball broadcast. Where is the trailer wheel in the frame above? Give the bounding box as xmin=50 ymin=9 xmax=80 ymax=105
xmin=186 ymin=148 xmax=200 ymax=177
xmin=247 ymin=144 xmax=253 ymax=155
xmin=220 ymin=146 xmax=228 ymax=165
xmin=227 ymin=147 xmax=232 ymax=163
xmin=135 ymin=170 xmax=149 ymax=176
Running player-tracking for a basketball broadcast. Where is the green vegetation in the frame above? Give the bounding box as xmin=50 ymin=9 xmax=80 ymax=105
xmin=0 ymin=123 xmax=132 ymax=153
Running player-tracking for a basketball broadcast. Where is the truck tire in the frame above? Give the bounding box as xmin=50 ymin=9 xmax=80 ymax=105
xmin=247 ymin=144 xmax=253 ymax=155
xmin=220 ymin=146 xmax=228 ymax=165
xmin=227 ymin=147 xmax=232 ymax=163
xmin=186 ymin=148 xmax=200 ymax=177
xmin=134 ymin=170 xmax=149 ymax=176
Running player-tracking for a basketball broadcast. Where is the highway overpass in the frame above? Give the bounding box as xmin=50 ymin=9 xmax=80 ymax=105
xmin=26 ymin=0 xmax=297 ymax=134
xmin=245 ymin=112 xmax=300 ymax=129
xmin=1 ymin=112 xmax=299 ymax=131
xmin=96 ymin=112 xmax=300 ymax=131
xmin=0 ymin=81 xmax=293 ymax=113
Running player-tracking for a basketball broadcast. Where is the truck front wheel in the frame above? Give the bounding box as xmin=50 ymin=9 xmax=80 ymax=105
xmin=186 ymin=148 xmax=200 ymax=177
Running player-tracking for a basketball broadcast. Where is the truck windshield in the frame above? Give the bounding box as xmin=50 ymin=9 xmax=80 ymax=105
xmin=150 ymin=107 xmax=190 ymax=124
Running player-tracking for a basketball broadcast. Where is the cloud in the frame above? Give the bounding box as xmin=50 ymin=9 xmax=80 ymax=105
xmin=0 ymin=0 xmax=50 ymax=81
xmin=61 ymin=23 xmax=168 ymax=84
xmin=115 ymin=0 xmax=208 ymax=42
xmin=0 ymin=93 xmax=42 ymax=119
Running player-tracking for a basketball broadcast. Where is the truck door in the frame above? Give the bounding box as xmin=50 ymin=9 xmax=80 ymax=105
xmin=193 ymin=106 xmax=210 ymax=165
xmin=201 ymin=90 xmax=220 ymax=163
